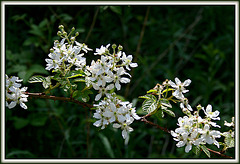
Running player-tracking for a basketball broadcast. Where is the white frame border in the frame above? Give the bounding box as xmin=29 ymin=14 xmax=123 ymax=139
xmin=1 ymin=1 xmax=239 ymax=163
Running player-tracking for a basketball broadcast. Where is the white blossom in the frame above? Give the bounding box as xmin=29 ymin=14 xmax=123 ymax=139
xmin=169 ymin=77 xmax=191 ymax=99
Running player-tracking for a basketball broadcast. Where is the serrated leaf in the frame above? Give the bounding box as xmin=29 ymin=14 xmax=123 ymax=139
xmin=162 ymin=108 xmax=175 ymax=117
xmin=159 ymin=99 xmax=172 ymax=108
xmin=141 ymin=95 xmax=157 ymax=114
xmin=193 ymin=145 xmax=201 ymax=155
xmin=200 ymin=145 xmax=211 ymax=158
xmin=28 ymin=75 xmax=45 ymax=83
xmin=225 ymin=135 xmax=234 ymax=148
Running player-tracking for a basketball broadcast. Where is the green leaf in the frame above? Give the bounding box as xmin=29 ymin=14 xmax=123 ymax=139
xmin=139 ymin=94 xmax=156 ymax=100
xmin=12 ymin=117 xmax=29 ymax=129
xmin=224 ymin=133 xmax=234 ymax=148
xmin=42 ymin=76 xmax=51 ymax=89
xmin=200 ymin=145 xmax=211 ymax=158
xmin=28 ymin=75 xmax=45 ymax=83
xmin=162 ymin=88 xmax=175 ymax=94
xmin=193 ymin=145 xmax=201 ymax=155
xmin=141 ymin=95 xmax=158 ymax=114
xmin=162 ymin=108 xmax=175 ymax=117
xmin=147 ymin=89 xmax=158 ymax=94
xmin=98 ymin=133 xmax=115 ymax=158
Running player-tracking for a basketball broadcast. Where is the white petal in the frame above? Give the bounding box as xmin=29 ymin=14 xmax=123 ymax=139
xmin=92 ymin=83 xmax=100 ymax=90
xmin=175 ymin=78 xmax=181 ymax=85
xmin=120 ymin=77 xmax=130 ymax=84
xmin=115 ymin=80 xmax=121 ymax=90
xmin=93 ymin=120 xmax=102 ymax=127
xmin=122 ymin=129 xmax=128 ymax=139
xmin=185 ymin=143 xmax=192 ymax=153
xmin=171 ymin=131 xmax=178 ymax=137
xmin=187 ymin=104 xmax=193 ymax=111
xmin=95 ymin=93 xmax=102 ymax=101
xmin=118 ymin=115 xmax=126 ymax=123
xmin=183 ymin=79 xmax=191 ymax=86
xmin=113 ymin=123 xmax=121 ymax=128
xmin=130 ymin=63 xmax=138 ymax=68
xmin=8 ymin=101 xmax=17 ymax=109
xmin=20 ymin=102 xmax=27 ymax=109
xmin=206 ymin=104 xmax=212 ymax=113
xmin=93 ymin=113 xmax=102 ymax=119
xmin=106 ymin=84 xmax=114 ymax=90
xmin=169 ymin=80 xmax=177 ymax=88
xmin=176 ymin=141 xmax=185 ymax=147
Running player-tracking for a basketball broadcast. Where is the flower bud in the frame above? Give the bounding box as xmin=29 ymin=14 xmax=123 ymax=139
xmin=112 ymin=44 xmax=117 ymax=49
xmin=71 ymin=27 xmax=75 ymax=31
xmin=58 ymin=25 xmax=64 ymax=30
xmin=75 ymin=32 xmax=79 ymax=37
xmin=118 ymin=45 xmax=123 ymax=51
xmin=57 ymin=31 xmax=62 ymax=36
xmin=50 ymin=48 xmax=54 ymax=53
xmin=197 ymin=104 xmax=202 ymax=111
xmin=70 ymin=37 xmax=75 ymax=42
xmin=63 ymin=32 xmax=67 ymax=36
xmin=182 ymin=108 xmax=191 ymax=116
xmin=163 ymin=79 xmax=170 ymax=86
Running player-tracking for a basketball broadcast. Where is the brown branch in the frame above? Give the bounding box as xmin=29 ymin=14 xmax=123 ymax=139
xmin=25 ymin=92 xmax=93 ymax=109
xmin=140 ymin=117 xmax=170 ymax=134
xmin=207 ymin=148 xmax=233 ymax=159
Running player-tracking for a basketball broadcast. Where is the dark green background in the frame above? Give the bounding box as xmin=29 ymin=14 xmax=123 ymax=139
xmin=5 ymin=5 xmax=235 ymax=158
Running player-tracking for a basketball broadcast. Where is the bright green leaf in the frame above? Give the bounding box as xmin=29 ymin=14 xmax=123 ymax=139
xmin=162 ymin=108 xmax=175 ymax=117
xmin=200 ymin=145 xmax=211 ymax=158
xmin=28 ymin=75 xmax=45 ymax=83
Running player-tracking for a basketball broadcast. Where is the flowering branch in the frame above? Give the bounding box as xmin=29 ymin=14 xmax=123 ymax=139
xmin=25 ymin=92 xmax=93 ymax=109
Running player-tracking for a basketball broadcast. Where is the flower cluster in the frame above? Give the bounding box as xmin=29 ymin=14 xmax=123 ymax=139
xmin=45 ymin=26 xmax=92 ymax=72
xmin=5 ymin=75 xmax=28 ymax=109
xmin=85 ymin=44 xmax=138 ymax=101
xmin=93 ymin=94 xmax=141 ymax=142
xmin=171 ymin=104 xmax=221 ymax=153
xmin=45 ymin=39 xmax=92 ymax=72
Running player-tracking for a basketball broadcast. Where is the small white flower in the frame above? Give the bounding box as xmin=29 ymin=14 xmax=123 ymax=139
xmin=224 ymin=117 xmax=235 ymax=127
xmin=75 ymin=41 xmax=93 ymax=53
xmin=202 ymin=104 xmax=220 ymax=120
xmin=169 ymin=77 xmax=191 ymax=99
xmin=94 ymin=44 xmax=110 ymax=55
xmin=121 ymin=52 xmax=138 ymax=70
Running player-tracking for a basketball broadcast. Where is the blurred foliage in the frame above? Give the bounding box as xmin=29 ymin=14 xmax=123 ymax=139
xmin=5 ymin=5 xmax=235 ymax=159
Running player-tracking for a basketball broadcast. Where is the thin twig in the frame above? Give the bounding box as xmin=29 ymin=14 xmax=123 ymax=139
xmin=125 ymin=6 xmax=151 ymax=98
xmin=207 ymin=148 xmax=233 ymax=159
xmin=129 ymin=8 xmax=204 ymax=95
xmin=25 ymin=92 xmax=93 ymax=109
xmin=140 ymin=117 xmax=171 ymax=133
xmin=85 ymin=7 xmax=100 ymax=43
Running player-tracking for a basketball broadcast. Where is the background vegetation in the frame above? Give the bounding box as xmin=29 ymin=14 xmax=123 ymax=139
xmin=5 ymin=5 xmax=235 ymax=159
